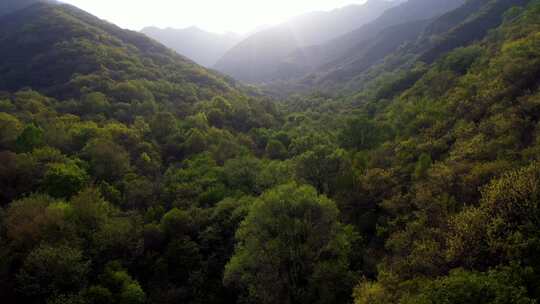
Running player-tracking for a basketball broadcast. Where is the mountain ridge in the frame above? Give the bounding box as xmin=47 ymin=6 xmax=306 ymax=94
xmin=0 ymin=1 xmax=242 ymax=102
xmin=213 ymin=0 xmax=399 ymax=83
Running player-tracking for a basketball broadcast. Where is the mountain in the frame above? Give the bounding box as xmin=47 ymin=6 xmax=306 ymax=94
xmin=214 ymin=0 xmax=398 ymax=83
xmin=0 ymin=1 xmax=280 ymax=303
xmin=0 ymin=0 xmax=54 ymax=17
xmin=0 ymin=1 xmax=242 ymax=101
xmin=304 ymin=0 xmax=530 ymax=93
xmin=259 ymin=0 xmax=482 ymax=95
xmin=310 ymin=0 xmax=467 ymax=62
xmin=141 ymin=26 xmax=242 ymax=67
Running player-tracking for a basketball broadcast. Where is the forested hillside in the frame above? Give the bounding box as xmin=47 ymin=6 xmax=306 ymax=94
xmin=302 ymin=0 xmax=531 ymax=94
xmin=1 ymin=0 xmax=540 ymax=304
xmin=280 ymin=1 xmax=540 ymax=302
xmin=0 ymin=3 xmax=280 ymax=303
xmin=0 ymin=2 xmax=242 ymax=102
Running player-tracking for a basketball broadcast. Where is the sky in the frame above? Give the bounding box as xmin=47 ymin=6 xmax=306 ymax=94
xmin=60 ymin=0 xmax=368 ymax=34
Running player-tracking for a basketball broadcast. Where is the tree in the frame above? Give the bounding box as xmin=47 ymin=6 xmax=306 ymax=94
xmin=160 ymin=208 xmax=192 ymax=238
xmin=212 ymin=96 xmax=233 ymax=113
xmin=5 ymin=195 xmax=72 ymax=250
xmin=84 ymin=285 xmax=113 ymax=304
xmin=295 ymin=145 xmax=349 ymax=194
xmin=207 ymin=108 xmax=226 ymax=128
xmin=42 ymin=162 xmax=89 ymax=198
xmin=98 ymin=262 xmax=146 ymax=304
xmin=92 ymin=217 xmax=141 ymax=264
xmin=16 ymin=124 xmax=43 ymax=152
xmin=184 ymin=129 xmax=208 ymax=155
xmin=82 ymin=92 xmax=110 ymax=116
xmin=224 ymin=157 xmax=262 ymax=194
xmin=150 ymin=112 xmax=177 ymax=142
xmin=162 ymin=154 xmax=225 ymax=207
xmin=402 ymin=268 xmax=534 ymax=304
xmin=414 ymin=153 xmax=432 ymax=179
xmin=121 ymin=173 xmax=154 ymax=209
xmin=119 ymin=282 xmax=146 ymax=304
xmin=353 ymin=280 xmax=390 ymax=304
xmin=83 ymin=139 xmax=131 ymax=182
xmin=265 ymin=139 xmax=288 ymax=160
xmin=70 ymin=188 xmax=112 ymax=236
xmin=224 ymin=183 xmax=357 ymax=304
xmin=255 ymin=160 xmax=294 ymax=193
xmin=16 ymin=245 xmax=89 ymax=300
xmin=478 ymin=162 xmax=540 ymax=264
xmin=0 ymin=151 xmax=23 ymax=204
xmin=339 ymin=117 xmax=382 ymax=150
xmin=0 ymin=112 xmax=22 ymax=149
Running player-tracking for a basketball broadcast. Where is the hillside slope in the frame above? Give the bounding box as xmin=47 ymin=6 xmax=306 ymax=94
xmin=311 ymin=0 xmax=530 ymax=91
xmin=0 ymin=2 xmax=240 ymax=102
xmin=274 ymin=1 xmax=540 ymax=302
xmin=0 ymin=3 xmax=279 ymax=303
xmin=294 ymin=0 xmax=466 ymax=69
xmin=263 ymin=0 xmax=526 ymax=96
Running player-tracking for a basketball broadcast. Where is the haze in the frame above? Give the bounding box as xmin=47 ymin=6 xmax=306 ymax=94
xmin=60 ymin=0 xmax=368 ymax=33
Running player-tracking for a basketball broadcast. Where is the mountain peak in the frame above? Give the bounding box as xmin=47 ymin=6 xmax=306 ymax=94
xmin=0 ymin=0 xmax=56 ymax=17
xmin=0 ymin=2 xmax=235 ymax=97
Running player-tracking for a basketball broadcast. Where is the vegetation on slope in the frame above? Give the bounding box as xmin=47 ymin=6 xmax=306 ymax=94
xmin=0 ymin=2 xmax=240 ymax=102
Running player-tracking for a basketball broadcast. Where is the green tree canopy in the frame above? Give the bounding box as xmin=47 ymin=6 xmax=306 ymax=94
xmin=224 ymin=183 xmax=357 ymax=304
xmin=16 ymin=244 xmax=89 ymax=301
xmin=42 ymin=162 xmax=89 ymax=198
xmin=402 ymin=268 xmax=534 ymax=304
xmin=16 ymin=124 xmax=44 ymax=152
xmin=82 ymin=139 xmax=131 ymax=182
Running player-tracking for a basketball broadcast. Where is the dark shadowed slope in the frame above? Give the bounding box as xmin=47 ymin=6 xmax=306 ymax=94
xmin=0 ymin=0 xmax=55 ymax=17
xmin=0 ymin=2 xmax=242 ymax=102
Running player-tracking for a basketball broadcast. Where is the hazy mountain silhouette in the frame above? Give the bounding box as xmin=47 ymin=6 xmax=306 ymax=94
xmin=263 ymin=0 xmax=524 ymax=96
xmin=141 ymin=26 xmax=242 ymax=67
xmin=292 ymin=0 xmax=466 ymax=84
xmin=214 ymin=0 xmax=398 ymax=83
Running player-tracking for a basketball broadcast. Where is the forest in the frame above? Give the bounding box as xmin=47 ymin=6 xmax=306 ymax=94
xmin=1 ymin=0 xmax=540 ymax=303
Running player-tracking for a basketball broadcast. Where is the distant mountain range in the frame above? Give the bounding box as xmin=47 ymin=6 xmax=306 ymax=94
xmin=138 ymin=0 xmax=467 ymax=87
xmin=213 ymin=0 xmax=466 ymax=86
xmin=141 ymin=26 xmax=243 ymax=67
xmin=284 ymin=0 xmax=467 ymax=92
xmin=213 ymin=0 xmax=400 ymax=83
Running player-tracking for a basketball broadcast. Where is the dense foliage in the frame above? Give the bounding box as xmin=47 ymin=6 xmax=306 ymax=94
xmin=1 ymin=0 xmax=540 ymax=304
